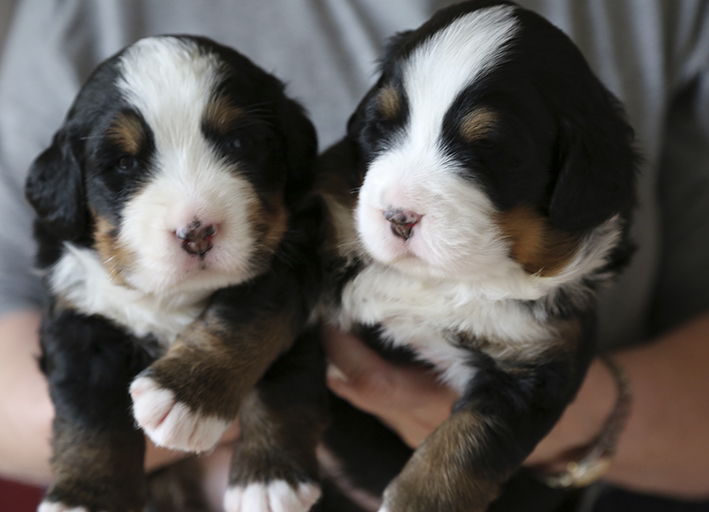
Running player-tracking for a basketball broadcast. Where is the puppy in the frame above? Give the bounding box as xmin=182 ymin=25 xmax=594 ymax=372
xmin=26 ymin=35 xmax=327 ymax=512
xmin=316 ymin=2 xmax=637 ymax=511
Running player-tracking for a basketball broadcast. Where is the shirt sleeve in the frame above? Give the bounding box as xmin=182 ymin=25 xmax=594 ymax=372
xmin=650 ymin=7 xmax=709 ymax=334
xmin=0 ymin=0 xmax=98 ymax=316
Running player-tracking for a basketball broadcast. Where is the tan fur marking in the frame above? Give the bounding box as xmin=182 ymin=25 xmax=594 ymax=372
xmin=378 ymin=86 xmax=401 ymax=120
xmin=388 ymin=410 xmax=500 ymax=511
xmin=314 ymin=141 xmax=364 ymax=260
xmin=460 ymin=108 xmax=497 ymax=141
xmin=204 ymin=97 xmax=244 ymax=133
xmin=152 ymin=311 xmax=295 ymax=419
xmin=496 ymin=206 xmax=579 ymax=276
xmin=550 ymin=316 xmax=583 ymax=354
xmin=50 ymin=418 xmax=146 ymax=510
xmin=107 ymin=112 xmax=145 ymax=155
xmin=249 ymin=193 xmax=289 ymax=261
xmin=93 ymin=215 xmax=134 ymax=286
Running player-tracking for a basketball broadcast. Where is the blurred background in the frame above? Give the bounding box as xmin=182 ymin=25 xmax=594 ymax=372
xmin=0 ymin=1 xmax=44 ymax=511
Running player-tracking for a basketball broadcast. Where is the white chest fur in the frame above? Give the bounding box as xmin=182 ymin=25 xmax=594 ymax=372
xmin=336 ymin=263 xmax=557 ymax=392
xmin=49 ymin=244 xmax=209 ymax=347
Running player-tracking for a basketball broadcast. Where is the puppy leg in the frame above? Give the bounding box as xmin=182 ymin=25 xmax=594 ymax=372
xmin=224 ymin=329 xmax=328 ymax=512
xmin=39 ymin=310 xmax=152 ymax=512
xmin=131 ymin=311 xmax=292 ymax=453
xmin=379 ymin=353 xmax=583 ymax=512
xmin=41 ymin=420 xmax=146 ymax=512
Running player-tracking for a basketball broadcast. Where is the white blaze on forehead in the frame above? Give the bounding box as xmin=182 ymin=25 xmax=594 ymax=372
xmin=117 ymin=37 xmax=220 ymax=142
xmin=116 ymin=37 xmax=232 ymax=196
xmin=116 ymin=37 xmax=227 ymax=200
xmin=403 ymin=5 xmax=519 ymax=147
xmin=113 ymin=37 xmax=260 ymax=296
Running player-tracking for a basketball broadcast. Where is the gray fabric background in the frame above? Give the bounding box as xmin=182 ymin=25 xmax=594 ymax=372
xmin=0 ymin=0 xmax=707 ymax=354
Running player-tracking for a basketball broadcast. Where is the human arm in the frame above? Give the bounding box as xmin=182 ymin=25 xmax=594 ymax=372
xmin=0 ymin=310 xmax=52 ymax=485
xmin=324 ymin=312 xmax=709 ymax=499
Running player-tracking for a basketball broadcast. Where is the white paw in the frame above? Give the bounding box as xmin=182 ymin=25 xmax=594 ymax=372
xmin=38 ymin=501 xmax=91 ymax=512
xmin=129 ymin=375 xmax=231 ymax=452
xmin=223 ymin=481 xmax=321 ymax=512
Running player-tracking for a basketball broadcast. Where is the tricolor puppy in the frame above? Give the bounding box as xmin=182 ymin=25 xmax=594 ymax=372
xmin=26 ymin=35 xmax=327 ymax=512
xmin=317 ymin=1 xmax=636 ymax=511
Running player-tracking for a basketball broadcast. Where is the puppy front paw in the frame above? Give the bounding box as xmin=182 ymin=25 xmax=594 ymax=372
xmin=223 ymin=481 xmax=321 ymax=512
xmin=130 ymin=375 xmax=231 ymax=452
xmin=38 ymin=501 xmax=90 ymax=512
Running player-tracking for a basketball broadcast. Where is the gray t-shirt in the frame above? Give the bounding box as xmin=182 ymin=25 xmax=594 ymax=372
xmin=0 ymin=0 xmax=708 ymax=351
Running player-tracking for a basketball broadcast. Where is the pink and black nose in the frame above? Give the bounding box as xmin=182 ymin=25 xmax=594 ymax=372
xmin=175 ymin=220 xmax=216 ymax=257
xmin=383 ymin=208 xmax=421 ymax=240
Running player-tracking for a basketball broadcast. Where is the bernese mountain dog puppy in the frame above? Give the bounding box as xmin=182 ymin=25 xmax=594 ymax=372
xmin=316 ymin=1 xmax=637 ymax=511
xmin=25 ymin=35 xmax=327 ymax=512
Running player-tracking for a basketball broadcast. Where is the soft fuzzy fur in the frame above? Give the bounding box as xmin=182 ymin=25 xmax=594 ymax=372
xmin=315 ymin=2 xmax=637 ymax=511
xmin=26 ymin=35 xmax=327 ymax=512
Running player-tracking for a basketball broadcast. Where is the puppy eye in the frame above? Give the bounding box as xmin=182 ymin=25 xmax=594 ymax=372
xmin=471 ymin=139 xmax=495 ymax=149
xmin=373 ymin=118 xmax=390 ymax=134
xmin=115 ymin=155 xmax=139 ymax=173
xmin=225 ymin=133 xmax=252 ymax=154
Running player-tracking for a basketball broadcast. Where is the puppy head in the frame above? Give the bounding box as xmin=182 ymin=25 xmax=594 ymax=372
xmin=26 ymin=35 xmax=316 ymax=297
xmin=349 ymin=1 xmax=636 ymax=292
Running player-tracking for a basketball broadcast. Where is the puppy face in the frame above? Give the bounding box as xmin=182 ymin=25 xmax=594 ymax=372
xmin=349 ymin=2 xmax=635 ymax=290
xmin=27 ymin=36 xmax=316 ymax=297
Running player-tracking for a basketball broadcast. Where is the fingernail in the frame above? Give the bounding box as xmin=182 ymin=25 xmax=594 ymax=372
xmin=326 ymin=363 xmax=349 ymax=384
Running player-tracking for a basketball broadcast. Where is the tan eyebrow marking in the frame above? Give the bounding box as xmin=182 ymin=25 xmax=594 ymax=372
xmin=92 ymin=214 xmax=134 ymax=286
xmin=204 ymin=96 xmax=244 ymax=133
xmin=378 ymin=85 xmax=401 ymax=120
xmin=460 ymin=108 xmax=497 ymax=141
xmin=107 ymin=112 xmax=145 ymax=155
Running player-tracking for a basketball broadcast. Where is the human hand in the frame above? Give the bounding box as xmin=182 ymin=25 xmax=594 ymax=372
xmin=323 ymin=326 xmax=457 ymax=448
xmin=323 ymin=326 xmax=617 ymax=473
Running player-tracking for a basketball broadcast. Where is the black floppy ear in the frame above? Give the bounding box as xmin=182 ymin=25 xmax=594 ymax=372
xmin=346 ymin=85 xmax=378 ymax=142
xmin=279 ymin=96 xmax=318 ymax=187
xmin=25 ymin=127 xmax=87 ymax=241
xmin=548 ymin=98 xmax=638 ymax=232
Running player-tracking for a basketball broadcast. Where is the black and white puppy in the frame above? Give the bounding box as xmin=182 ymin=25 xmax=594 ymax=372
xmin=316 ymin=1 xmax=636 ymax=511
xmin=26 ymin=35 xmax=327 ymax=512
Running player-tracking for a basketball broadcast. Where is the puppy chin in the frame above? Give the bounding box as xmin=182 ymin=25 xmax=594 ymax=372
xmin=123 ymin=249 xmax=255 ymax=298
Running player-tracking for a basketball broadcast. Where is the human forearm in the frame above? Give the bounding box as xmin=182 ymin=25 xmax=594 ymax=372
xmin=528 ymin=312 xmax=709 ymax=497
xmin=602 ymin=312 xmax=709 ymax=497
xmin=0 ymin=310 xmax=52 ymax=485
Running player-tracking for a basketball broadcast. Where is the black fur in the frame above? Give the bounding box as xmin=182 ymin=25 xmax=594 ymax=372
xmin=316 ymin=2 xmax=637 ymax=512
xmin=27 ymin=35 xmax=327 ymax=512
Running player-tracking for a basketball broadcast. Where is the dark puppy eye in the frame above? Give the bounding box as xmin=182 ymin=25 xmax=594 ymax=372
xmin=225 ymin=133 xmax=252 ymax=154
xmin=373 ymin=118 xmax=391 ymax=135
xmin=115 ymin=155 xmax=139 ymax=173
xmin=471 ymin=138 xmax=495 ymax=150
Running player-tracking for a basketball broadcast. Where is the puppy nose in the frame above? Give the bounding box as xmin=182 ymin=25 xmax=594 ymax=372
xmin=383 ymin=208 xmax=421 ymax=240
xmin=175 ymin=220 xmax=216 ymax=257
